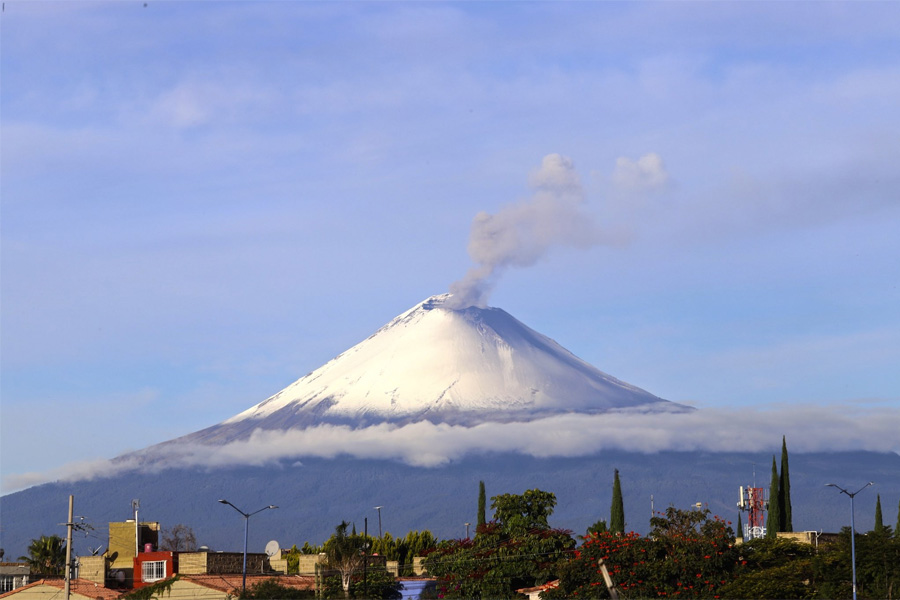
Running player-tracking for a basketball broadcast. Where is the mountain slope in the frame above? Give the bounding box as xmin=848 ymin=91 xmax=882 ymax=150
xmin=179 ymin=294 xmax=686 ymax=445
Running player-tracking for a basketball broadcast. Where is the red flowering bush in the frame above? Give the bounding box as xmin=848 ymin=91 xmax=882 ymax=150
xmin=546 ymin=507 xmax=739 ymax=599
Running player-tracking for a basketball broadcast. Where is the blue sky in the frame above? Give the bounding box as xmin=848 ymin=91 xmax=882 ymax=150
xmin=2 ymin=2 xmax=899 ymax=492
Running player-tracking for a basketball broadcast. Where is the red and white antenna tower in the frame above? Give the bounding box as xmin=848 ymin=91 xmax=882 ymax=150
xmin=737 ymin=485 xmax=768 ymax=540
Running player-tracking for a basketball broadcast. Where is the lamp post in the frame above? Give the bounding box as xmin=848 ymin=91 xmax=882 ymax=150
xmin=374 ymin=506 xmax=383 ymax=538
xmin=826 ymin=482 xmax=873 ymax=600
xmin=218 ymin=499 xmax=277 ymax=593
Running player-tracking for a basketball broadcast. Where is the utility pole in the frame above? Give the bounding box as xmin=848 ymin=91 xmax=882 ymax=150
xmin=64 ymin=495 xmax=74 ymax=600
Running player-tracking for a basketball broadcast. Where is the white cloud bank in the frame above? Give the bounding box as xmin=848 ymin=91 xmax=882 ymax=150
xmin=5 ymin=403 xmax=897 ymax=493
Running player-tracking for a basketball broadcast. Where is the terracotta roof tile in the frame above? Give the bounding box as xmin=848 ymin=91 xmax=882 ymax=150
xmin=0 ymin=578 xmax=124 ymax=600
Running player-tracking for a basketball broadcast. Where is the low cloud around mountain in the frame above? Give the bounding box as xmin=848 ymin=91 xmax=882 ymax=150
xmin=7 ymin=401 xmax=895 ymax=493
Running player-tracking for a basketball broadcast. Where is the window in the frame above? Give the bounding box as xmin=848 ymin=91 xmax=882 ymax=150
xmin=142 ymin=560 xmax=166 ymax=583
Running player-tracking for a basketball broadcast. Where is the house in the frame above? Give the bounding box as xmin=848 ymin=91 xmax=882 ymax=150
xmin=0 ymin=564 xmax=30 ymax=593
xmin=148 ymin=574 xmax=314 ymax=600
xmin=0 ymin=578 xmax=124 ymax=600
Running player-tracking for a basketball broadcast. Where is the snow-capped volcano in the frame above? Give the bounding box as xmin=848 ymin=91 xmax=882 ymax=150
xmin=178 ymin=295 xmax=687 ymax=445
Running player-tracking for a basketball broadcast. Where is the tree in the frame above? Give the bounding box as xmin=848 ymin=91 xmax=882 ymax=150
xmin=610 ymin=468 xmax=625 ymax=534
xmin=779 ymin=435 xmax=793 ymax=532
xmin=477 ymin=480 xmax=486 ymax=529
xmin=896 ymin=498 xmax=900 ymax=539
xmin=425 ymin=488 xmax=574 ymax=599
xmin=549 ymin=506 xmax=739 ymax=599
xmin=160 ymin=524 xmax=198 ymax=552
xmin=236 ymin=578 xmax=315 ymax=599
xmin=491 ymin=488 xmax=556 ymax=535
xmin=737 ymin=512 xmax=744 ymax=539
xmin=579 ymin=519 xmax=607 ymax=542
xmin=873 ymin=494 xmax=885 ymax=534
xmin=324 ymin=521 xmax=366 ymax=599
xmin=765 ymin=456 xmax=780 ymax=538
xmin=18 ymin=535 xmax=66 ymax=576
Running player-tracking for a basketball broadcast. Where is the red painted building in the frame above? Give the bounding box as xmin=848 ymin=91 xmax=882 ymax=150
xmin=133 ymin=551 xmax=177 ymax=589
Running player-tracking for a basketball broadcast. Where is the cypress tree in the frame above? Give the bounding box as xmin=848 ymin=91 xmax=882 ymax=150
xmin=610 ymin=469 xmax=625 ymax=534
xmin=737 ymin=513 xmax=743 ymax=539
xmin=779 ymin=436 xmax=793 ymax=532
xmin=874 ymin=494 xmax=884 ymax=534
xmin=477 ymin=481 xmax=486 ymax=529
xmin=896 ymin=499 xmax=900 ymax=538
xmin=765 ymin=455 xmax=780 ymax=538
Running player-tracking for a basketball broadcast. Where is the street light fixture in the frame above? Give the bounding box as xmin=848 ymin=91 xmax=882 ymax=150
xmin=826 ymin=482 xmax=874 ymax=600
xmin=218 ymin=499 xmax=278 ymax=593
xmin=374 ymin=506 xmax=383 ymax=538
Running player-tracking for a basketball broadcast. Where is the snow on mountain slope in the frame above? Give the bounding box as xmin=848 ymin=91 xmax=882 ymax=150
xmin=181 ymin=295 xmax=687 ymax=444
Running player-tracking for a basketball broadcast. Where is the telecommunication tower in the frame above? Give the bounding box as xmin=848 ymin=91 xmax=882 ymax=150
xmin=737 ymin=485 xmax=767 ymax=540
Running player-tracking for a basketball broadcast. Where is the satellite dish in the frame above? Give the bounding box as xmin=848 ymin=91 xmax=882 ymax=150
xmin=265 ymin=540 xmax=280 ymax=558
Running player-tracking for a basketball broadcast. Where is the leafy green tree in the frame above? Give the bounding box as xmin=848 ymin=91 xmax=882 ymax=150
xmin=610 ymin=469 xmax=625 ymax=534
xmin=721 ymin=537 xmax=817 ymax=599
xmin=737 ymin=512 xmax=744 ymax=539
xmin=579 ymin=519 xmax=607 ymax=542
xmin=324 ymin=521 xmax=366 ymax=599
xmin=18 ymin=534 xmax=66 ymax=576
xmin=322 ymin=570 xmax=401 ymax=600
xmin=874 ymin=494 xmax=885 ymax=534
xmin=765 ymin=456 xmax=780 ymax=538
xmin=236 ymin=578 xmax=315 ymax=599
xmin=424 ymin=489 xmax=574 ymax=599
xmin=477 ymin=481 xmax=486 ymax=529
xmin=491 ymin=488 xmax=556 ymax=535
xmin=779 ymin=436 xmax=793 ymax=532
xmin=814 ymin=525 xmax=900 ymax=599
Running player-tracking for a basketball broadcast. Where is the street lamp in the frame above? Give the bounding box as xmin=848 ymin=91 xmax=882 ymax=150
xmin=374 ymin=506 xmax=383 ymax=538
xmin=826 ymin=482 xmax=874 ymax=600
xmin=218 ymin=499 xmax=278 ymax=592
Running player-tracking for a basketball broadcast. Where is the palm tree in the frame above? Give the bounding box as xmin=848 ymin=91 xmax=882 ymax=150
xmin=18 ymin=535 xmax=66 ymax=576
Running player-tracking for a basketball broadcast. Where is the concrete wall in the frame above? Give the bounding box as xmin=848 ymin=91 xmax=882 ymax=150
xmin=177 ymin=552 xmax=268 ymax=575
xmin=412 ymin=557 xmax=426 ymax=576
xmin=77 ymin=556 xmax=107 ymax=585
xmin=296 ymin=554 xmax=326 ymax=575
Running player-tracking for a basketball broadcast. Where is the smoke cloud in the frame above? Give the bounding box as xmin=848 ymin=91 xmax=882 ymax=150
xmin=447 ymin=154 xmax=609 ymax=309
xmin=611 ymin=152 xmax=671 ymax=192
xmin=6 ymin=402 xmax=896 ymax=492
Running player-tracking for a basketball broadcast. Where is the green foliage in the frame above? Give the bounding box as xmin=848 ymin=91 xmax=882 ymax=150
xmin=321 ymin=570 xmax=401 ymax=599
xmin=18 ymin=534 xmax=66 ymax=576
xmin=874 ymin=494 xmax=884 ymax=534
xmin=896 ymin=498 xmax=900 ymax=538
xmin=737 ymin=513 xmax=743 ymax=539
xmin=780 ymin=436 xmax=793 ymax=532
xmin=369 ymin=530 xmax=437 ymax=575
xmin=610 ymin=469 xmax=625 ymax=534
xmin=425 ymin=489 xmax=574 ymax=599
xmin=301 ymin=541 xmax=323 ymax=554
xmin=551 ymin=506 xmax=738 ymax=599
xmin=477 ymin=481 xmax=487 ymax=528
xmin=121 ymin=575 xmax=179 ymax=600
xmin=579 ymin=519 xmax=608 ymax=541
xmin=491 ymin=488 xmax=557 ymax=536
xmin=235 ymin=578 xmax=316 ymax=599
xmin=722 ymin=538 xmax=817 ymax=599
xmin=324 ymin=521 xmax=366 ymax=598
xmin=765 ymin=456 xmax=780 ymax=537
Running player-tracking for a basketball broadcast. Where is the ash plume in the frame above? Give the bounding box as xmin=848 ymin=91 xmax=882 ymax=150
xmin=447 ymin=154 xmax=611 ymax=309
